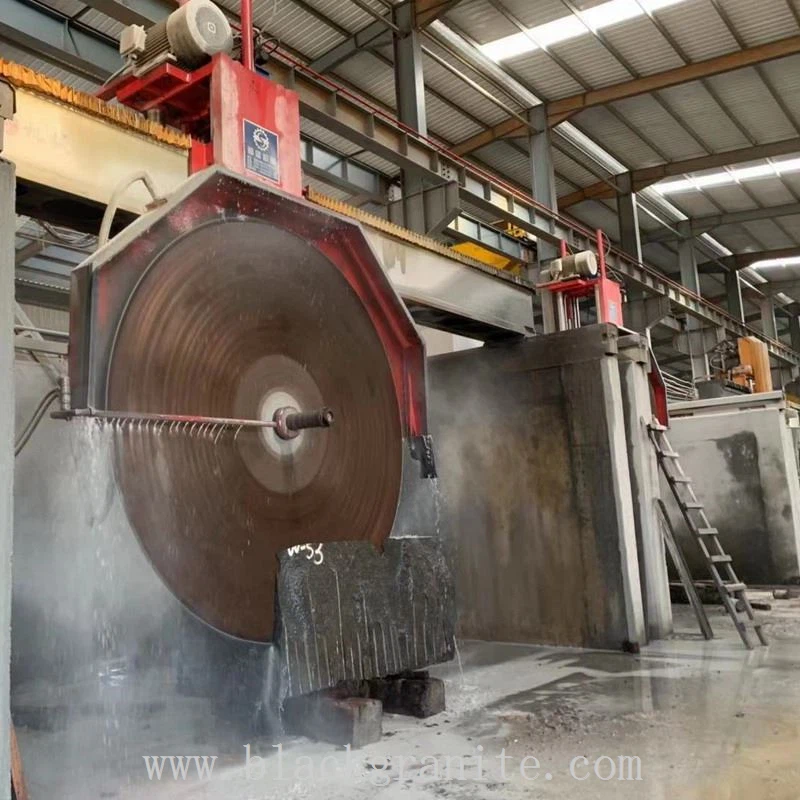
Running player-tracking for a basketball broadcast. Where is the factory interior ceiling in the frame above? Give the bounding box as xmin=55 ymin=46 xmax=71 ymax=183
xmin=5 ymin=0 xmax=800 ymax=377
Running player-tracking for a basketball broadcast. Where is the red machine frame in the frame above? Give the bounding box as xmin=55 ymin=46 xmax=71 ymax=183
xmin=536 ymin=230 xmax=623 ymax=332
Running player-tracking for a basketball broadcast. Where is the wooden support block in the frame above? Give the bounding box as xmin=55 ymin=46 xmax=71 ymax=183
xmin=283 ymin=687 xmax=382 ymax=749
xmin=366 ymin=671 xmax=445 ymax=718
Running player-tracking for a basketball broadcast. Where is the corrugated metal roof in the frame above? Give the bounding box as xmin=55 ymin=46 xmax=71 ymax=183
xmin=221 ymin=0 xmax=343 ymax=59
xmin=718 ymin=0 xmax=800 ymax=46
xmin=421 ymin=41 xmax=519 ymax=127
xmin=36 ymin=0 xmax=85 ymax=17
xmin=425 ymin=93 xmax=486 ymax=144
xmin=609 ymin=94 xmax=707 ymax=161
xmin=78 ymin=8 xmax=125 ymax=38
xmin=741 ymin=219 xmax=798 ymax=247
xmin=704 ymin=68 xmax=800 ymax=143
xmin=655 ymin=82 xmax=753 ymax=152
xmin=500 ymin=0 xmax=583 ymax=28
xmin=758 ymin=56 xmax=800 ymax=124
xmin=503 ymin=50 xmax=584 ymax=100
xmin=334 ymin=52 xmax=397 ymax=109
xmin=444 ymin=0 xmax=523 ymax=45
xmin=548 ymin=33 xmax=632 ymax=90
xmin=305 ymin=0 xmax=388 ymax=34
xmin=599 ymin=14 xmax=685 ymax=75
xmin=702 ymin=184 xmax=766 ymax=213
xmin=709 ymin=225 xmax=757 ymax=252
xmin=781 ymin=172 xmax=800 ymax=196
xmin=654 ymin=0 xmax=740 ymax=61
xmin=300 ymin=118 xmax=399 ymax=176
xmin=470 ymin=140 xmax=532 ymax=191
xmin=667 ymin=191 xmax=726 ymax=218
xmin=551 ymin=147 xmax=604 ymax=190
xmin=742 ymin=177 xmax=800 ymax=208
xmin=569 ymin=105 xmax=664 ymax=167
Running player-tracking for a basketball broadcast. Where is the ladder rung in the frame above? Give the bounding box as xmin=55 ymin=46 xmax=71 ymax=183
xmin=710 ymin=555 xmax=732 ymax=564
xmin=723 ymin=583 xmax=747 ymax=593
xmin=684 ymin=502 xmax=704 ymax=509
xmin=669 ymin=475 xmax=692 ymax=484
xmin=697 ymin=527 xmax=718 ymax=536
xmin=659 ymin=450 xmax=680 ymax=458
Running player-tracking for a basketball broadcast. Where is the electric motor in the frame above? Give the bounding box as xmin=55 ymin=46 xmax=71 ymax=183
xmin=120 ymin=0 xmax=233 ymax=72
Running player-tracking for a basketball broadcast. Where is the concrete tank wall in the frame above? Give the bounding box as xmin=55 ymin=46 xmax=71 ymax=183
xmin=428 ymin=324 xmax=646 ymax=650
xmin=665 ymin=393 xmax=800 ymax=585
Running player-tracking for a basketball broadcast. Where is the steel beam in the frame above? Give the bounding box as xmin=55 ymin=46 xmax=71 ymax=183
xmin=0 ymin=157 xmax=13 ymax=800
xmin=301 ymin=137 xmax=391 ymax=203
xmin=14 ymin=238 xmax=44 ymax=266
xmin=644 ymin=201 xmax=800 ymax=243
xmin=761 ymin=297 xmax=779 ymax=340
xmin=79 ymin=0 xmax=174 ymax=26
xmin=528 ymin=104 xmax=557 ymax=264
xmin=617 ymin=172 xmax=642 ymax=262
xmin=393 ymin=4 xmax=427 ymax=137
xmin=677 ymin=234 xmax=710 ymax=381
xmin=790 ymin=315 xmax=800 ymax=352
xmin=393 ymin=1 xmax=428 ymax=234
xmin=14 ymin=335 xmax=68 ymax=355
xmin=414 ymin=0 xmax=466 ymax=27
xmin=451 ymin=117 xmax=526 ymax=157
xmin=698 ymin=247 xmax=800 ymax=273
xmin=559 ymin=138 xmax=800 ymax=208
xmin=0 ymin=0 xmax=121 ymax=82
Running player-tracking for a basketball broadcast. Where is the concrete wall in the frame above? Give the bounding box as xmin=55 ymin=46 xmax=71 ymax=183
xmin=666 ymin=394 xmax=800 ymax=585
xmin=428 ymin=324 xmax=645 ymax=650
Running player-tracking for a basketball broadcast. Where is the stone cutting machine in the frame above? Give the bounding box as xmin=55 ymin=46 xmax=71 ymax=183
xmin=65 ymin=0 xmax=454 ymax=701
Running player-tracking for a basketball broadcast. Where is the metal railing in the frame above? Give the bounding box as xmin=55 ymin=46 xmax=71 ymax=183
xmin=662 ymin=371 xmax=698 ymax=403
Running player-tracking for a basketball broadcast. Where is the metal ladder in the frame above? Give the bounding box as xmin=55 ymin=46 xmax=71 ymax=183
xmin=649 ymin=424 xmax=768 ymax=650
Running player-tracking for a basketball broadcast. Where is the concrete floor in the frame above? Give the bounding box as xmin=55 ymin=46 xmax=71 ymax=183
xmin=17 ymin=596 xmax=800 ymax=799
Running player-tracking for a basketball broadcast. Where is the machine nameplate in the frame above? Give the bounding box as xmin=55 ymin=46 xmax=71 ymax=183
xmin=243 ymin=119 xmax=280 ymax=182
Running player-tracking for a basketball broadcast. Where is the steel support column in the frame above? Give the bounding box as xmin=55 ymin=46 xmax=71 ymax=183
xmin=760 ymin=296 xmax=778 ymax=340
xmin=528 ymin=105 xmax=558 ymax=266
xmin=0 ymin=155 xmax=14 ymax=800
xmin=394 ymin=2 xmax=428 ymax=234
xmin=790 ymin=314 xmax=800 ymax=353
xmin=725 ymin=270 xmax=745 ymax=322
xmin=678 ymin=228 xmax=709 ymax=381
xmin=617 ymin=172 xmax=642 ymax=263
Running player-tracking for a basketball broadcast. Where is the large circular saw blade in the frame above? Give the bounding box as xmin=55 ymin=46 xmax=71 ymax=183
xmin=106 ymin=218 xmax=403 ymax=642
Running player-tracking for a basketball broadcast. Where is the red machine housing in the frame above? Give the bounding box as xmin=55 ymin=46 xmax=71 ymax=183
xmin=536 ymin=231 xmax=624 ymax=331
xmin=99 ymin=54 xmax=302 ymax=197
